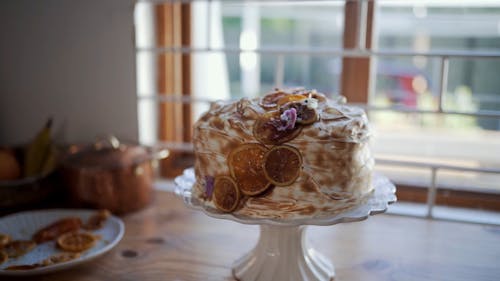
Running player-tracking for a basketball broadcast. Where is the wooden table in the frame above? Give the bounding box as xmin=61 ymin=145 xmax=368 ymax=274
xmin=12 ymin=191 xmax=500 ymax=281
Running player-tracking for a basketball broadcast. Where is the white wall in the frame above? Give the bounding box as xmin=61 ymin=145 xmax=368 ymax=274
xmin=0 ymin=0 xmax=138 ymax=144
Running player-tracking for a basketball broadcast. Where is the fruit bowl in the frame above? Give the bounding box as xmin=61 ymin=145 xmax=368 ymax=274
xmin=0 ymin=171 xmax=58 ymax=209
xmin=0 ymin=147 xmax=59 ymax=210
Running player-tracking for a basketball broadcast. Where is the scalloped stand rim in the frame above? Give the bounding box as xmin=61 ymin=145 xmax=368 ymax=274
xmin=175 ymin=168 xmax=396 ymax=281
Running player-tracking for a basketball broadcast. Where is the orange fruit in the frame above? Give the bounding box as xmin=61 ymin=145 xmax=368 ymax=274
xmin=3 ymin=240 xmax=36 ymax=258
xmin=263 ymin=145 xmax=302 ymax=186
xmin=0 ymin=233 xmax=11 ymax=247
xmin=253 ymin=111 xmax=302 ymax=145
xmin=57 ymin=232 xmax=97 ymax=252
xmin=228 ymin=143 xmax=272 ymax=196
xmin=0 ymin=149 xmax=20 ymax=181
xmin=212 ymin=176 xmax=240 ymax=212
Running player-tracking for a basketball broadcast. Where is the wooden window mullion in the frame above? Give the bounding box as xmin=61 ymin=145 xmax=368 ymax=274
xmin=156 ymin=3 xmax=192 ymax=178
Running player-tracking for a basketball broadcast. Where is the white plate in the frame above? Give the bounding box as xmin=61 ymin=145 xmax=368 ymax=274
xmin=0 ymin=209 xmax=125 ymax=276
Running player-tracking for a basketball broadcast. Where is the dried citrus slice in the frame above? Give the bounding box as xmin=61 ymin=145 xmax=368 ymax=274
xmin=0 ymin=233 xmax=11 ymax=247
xmin=277 ymin=94 xmax=306 ymax=106
xmin=3 ymin=240 xmax=36 ymax=258
xmin=253 ymin=111 xmax=302 ymax=145
xmin=83 ymin=209 xmax=111 ymax=230
xmin=0 ymin=250 xmax=7 ymax=264
xmin=57 ymin=232 xmax=97 ymax=252
xmin=259 ymin=91 xmax=290 ymax=108
xmin=228 ymin=143 xmax=272 ymax=196
xmin=33 ymin=217 xmax=82 ymax=243
xmin=299 ymin=90 xmax=327 ymax=103
xmin=41 ymin=252 xmax=81 ymax=266
xmin=212 ymin=176 xmax=240 ymax=212
xmin=263 ymin=145 xmax=302 ymax=186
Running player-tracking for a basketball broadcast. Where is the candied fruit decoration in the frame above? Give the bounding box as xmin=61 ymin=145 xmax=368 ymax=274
xmin=263 ymin=145 xmax=302 ymax=186
xmin=3 ymin=240 xmax=36 ymax=258
xmin=281 ymin=101 xmax=318 ymax=125
xmin=259 ymin=91 xmax=290 ymax=109
xmin=276 ymin=94 xmax=307 ymax=106
xmin=57 ymin=232 xmax=97 ymax=252
xmin=253 ymin=111 xmax=303 ymax=145
xmin=203 ymin=175 xmax=215 ymax=199
xmin=228 ymin=143 xmax=272 ymax=196
xmin=213 ymin=176 xmax=240 ymax=212
xmin=299 ymin=89 xmax=327 ymax=103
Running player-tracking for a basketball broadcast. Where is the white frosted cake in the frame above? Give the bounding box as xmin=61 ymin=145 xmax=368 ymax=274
xmin=192 ymin=88 xmax=374 ymax=219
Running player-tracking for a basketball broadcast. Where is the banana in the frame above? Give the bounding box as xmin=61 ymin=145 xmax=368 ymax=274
xmin=24 ymin=118 xmax=53 ymax=177
xmin=40 ymin=145 xmax=57 ymax=174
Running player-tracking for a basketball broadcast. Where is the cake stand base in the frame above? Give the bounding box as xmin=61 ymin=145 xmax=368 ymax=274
xmin=175 ymin=168 xmax=396 ymax=281
xmin=232 ymin=225 xmax=334 ymax=281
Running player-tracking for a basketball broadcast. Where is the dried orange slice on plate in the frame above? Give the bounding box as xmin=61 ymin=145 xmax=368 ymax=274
xmin=253 ymin=111 xmax=302 ymax=145
xmin=84 ymin=209 xmax=111 ymax=230
xmin=263 ymin=145 xmax=302 ymax=186
xmin=33 ymin=217 xmax=82 ymax=243
xmin=3 ymin=240 xmax=36 ymax=258
xmin=228 ymin=143 xmax=272 ymax=196
xmin=57 ymin=232 xmax=97 ymax=252
xmin=213 ymin=176 xmax=240 ymax=212
xmin=0 ymin=250 xmax=7 ymax=264
xmin=0 ymin=233 xmax=11 ymax=247
xmin=41 ymin=252 xmax=81 ymax=266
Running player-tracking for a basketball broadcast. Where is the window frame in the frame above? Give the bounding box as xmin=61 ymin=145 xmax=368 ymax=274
xmin=144 ymin=0 xmax=500 ymax=215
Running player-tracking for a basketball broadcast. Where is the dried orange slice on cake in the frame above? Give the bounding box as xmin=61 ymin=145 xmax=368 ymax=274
xmin=228 ymin=143 xmax=272 ymax=196
xmin=253 ymin=111 xmax=302 ymax=145
xmin=263 ymin=145 xmax=302 ymax=186
xmin=276 ymin=94 xmax=307 ymax=106
xmin=57 ymin=232 xmax=97 ymax=252
xmin=259 ymin=90 xmax=290 ymax=109
xmin=212 ymin=176 xmax=240 ymax=212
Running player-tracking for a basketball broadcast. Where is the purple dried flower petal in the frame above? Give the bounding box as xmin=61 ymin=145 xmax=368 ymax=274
xmin=276 ymin=107 xmax=297 ymax=131
xmin=204 ymin=176 xmax=215 ymax=199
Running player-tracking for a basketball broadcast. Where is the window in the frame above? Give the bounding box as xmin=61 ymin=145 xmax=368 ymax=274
xmin=135 ymin=0 xmax=500 ymax=223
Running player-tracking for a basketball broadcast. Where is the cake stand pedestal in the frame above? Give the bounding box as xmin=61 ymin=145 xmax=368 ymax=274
xmin=175 ymin=168 xmax=396 ymax=281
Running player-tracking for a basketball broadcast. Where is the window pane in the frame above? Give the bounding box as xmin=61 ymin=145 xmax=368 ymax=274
xmin=221 ymin=1 xmax=344 ymax=49
xmin=377 ymin=1 xmax=500 ymax=52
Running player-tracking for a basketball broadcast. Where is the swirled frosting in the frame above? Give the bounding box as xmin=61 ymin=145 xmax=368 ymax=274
xmin=193 ymin=89 xmax=374 ymax=219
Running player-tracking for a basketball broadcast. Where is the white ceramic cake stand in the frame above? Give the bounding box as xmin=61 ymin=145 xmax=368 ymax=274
xmin=175 ymin=168 xmax=396 ymax=281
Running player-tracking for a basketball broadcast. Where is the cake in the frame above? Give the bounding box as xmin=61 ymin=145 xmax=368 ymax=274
xmin=192 ymin=88 xmax=374 ymax=219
